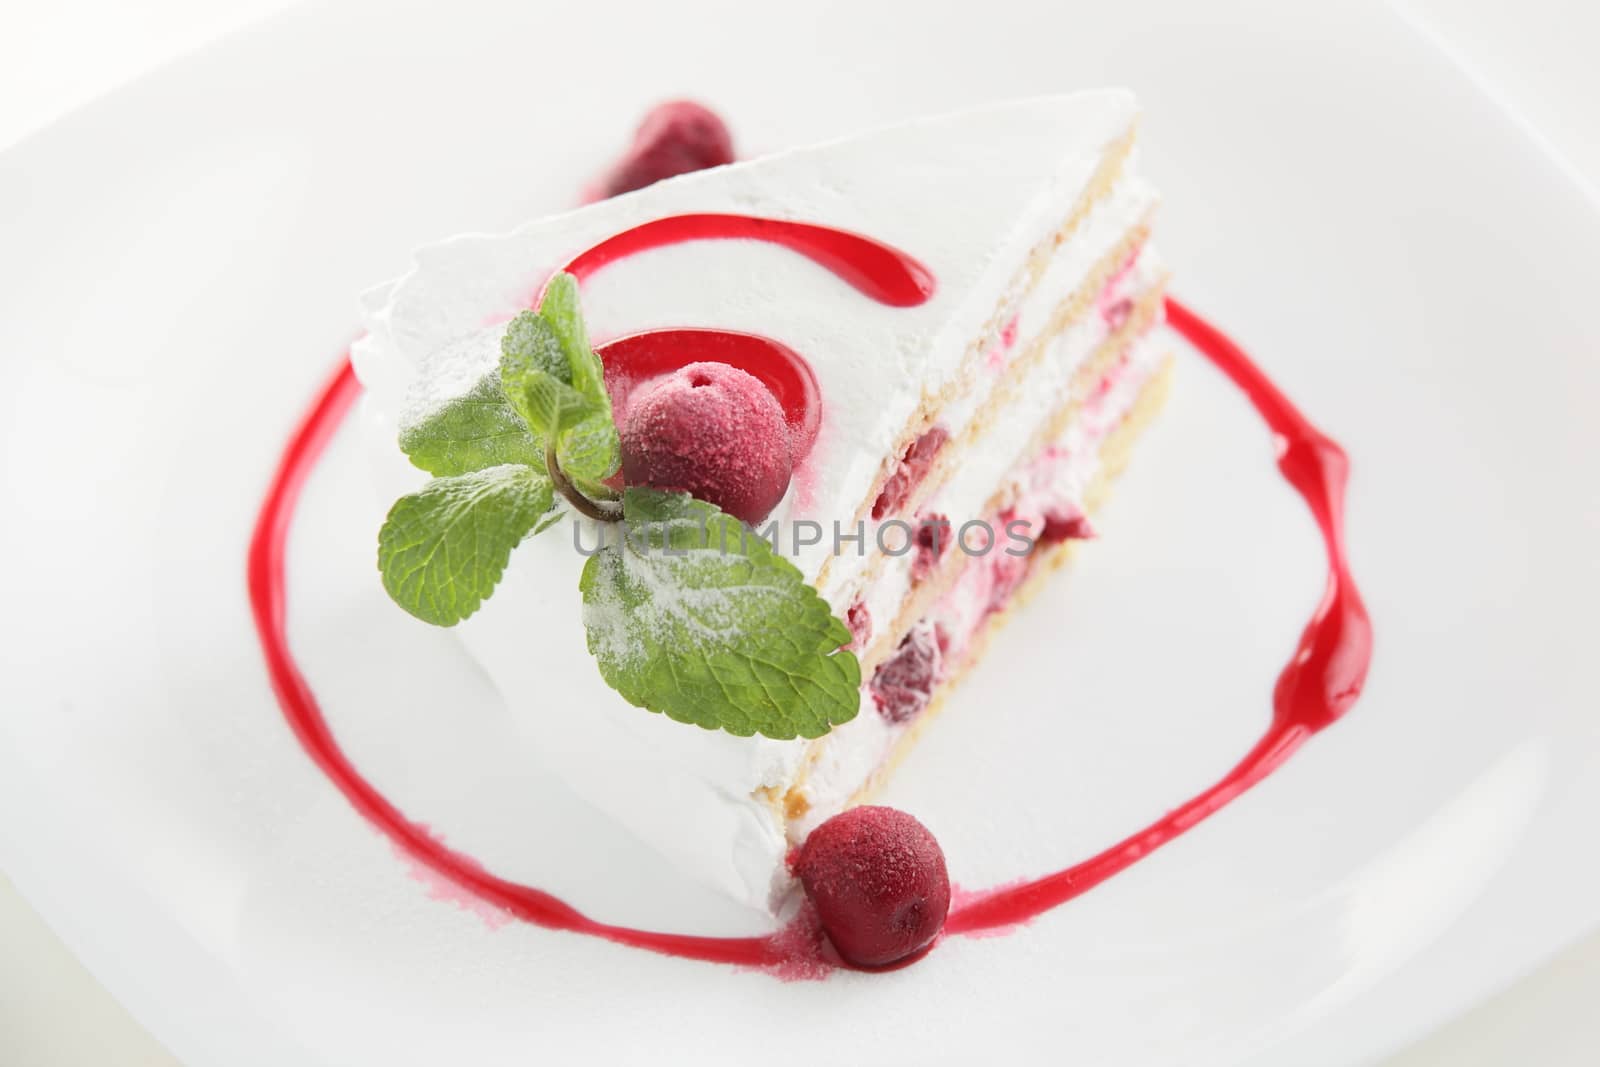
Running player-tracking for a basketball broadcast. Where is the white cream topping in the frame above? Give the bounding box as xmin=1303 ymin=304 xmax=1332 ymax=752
xmin=351 ymin=93 xmax=1157 ymax=914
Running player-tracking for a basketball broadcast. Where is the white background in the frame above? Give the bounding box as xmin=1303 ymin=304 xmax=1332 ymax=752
xmin=1 ymin=1 xmax=1596 ymax=1063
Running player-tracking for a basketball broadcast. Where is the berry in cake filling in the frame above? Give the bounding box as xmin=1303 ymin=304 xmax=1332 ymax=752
xmin=1038 ymin=508 xmax=1096 ymax=545
xmin=795 ymin=806 xmax=951 ymax=968
xmin=845 ymin=598 xmax=873 ymax=650
xmin=1097 ymin=241 xmax=1143 ymax=329
xmin=911 ymin=512 xmax=952 ymax=581
xmin=1102 ymin=296 xmax=1134 ymax=333
xmin=984 ymin=543 xmax=1031 ymax=614
xmin=985 ymin=314 xmax=1022 ymax=372
xmin=620 ymin=361 xmax=793 ymax=524
xmin=599 ymin=100 xmax=736 ymax=198
xmin=871 ymin=425 xmax=950 ymax=520
xmin=869 ymin=621 xmax=943 ymax=724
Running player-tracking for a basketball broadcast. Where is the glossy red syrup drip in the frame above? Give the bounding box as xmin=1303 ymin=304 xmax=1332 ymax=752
xmin=246 ymin=303 xmax=1368 ymax=971
xmin=562 ymin=213 xmax=935 ymax=307
xmin=943 ymin=296 xmax=1372 ymax=935
xmin=550 ymin=214 xmax=934 ymax=463
xmin=597 ymin=329 xmax=821 ymax=458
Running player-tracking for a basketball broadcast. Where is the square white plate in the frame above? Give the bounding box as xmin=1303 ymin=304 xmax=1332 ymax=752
xmin=3 ymin=0 xmax=1598 ymax=1063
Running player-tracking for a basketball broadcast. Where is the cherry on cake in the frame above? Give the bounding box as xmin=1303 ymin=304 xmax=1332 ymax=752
xmin=353 ymin=91 xmax=1170 ymax=916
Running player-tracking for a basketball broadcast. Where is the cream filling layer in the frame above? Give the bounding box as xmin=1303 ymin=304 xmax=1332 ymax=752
xmin=821 ymin=242 xmax=1165 ymax=661
xmin=787 ymin=324 xmax=1170 ymax=837
xmin=934 ymin=165 xmax=1154 ymax=444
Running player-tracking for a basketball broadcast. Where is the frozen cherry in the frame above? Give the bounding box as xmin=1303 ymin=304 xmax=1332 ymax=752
xmin=620 ymin=362 xmax=792 ymax=524
xmin=600 ymin=101 xmax=735 ymax=197
xmin=795 ymin=806 xmax=951 ymax=968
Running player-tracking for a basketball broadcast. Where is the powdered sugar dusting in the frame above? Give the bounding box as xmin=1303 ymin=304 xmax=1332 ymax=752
xmin=396 ymin=327 xmax=502 ymax=437
xmin=581 ymin=517 xmax=798 ymax=669
xmin=752 ymin=900 xmax=836 ymax=981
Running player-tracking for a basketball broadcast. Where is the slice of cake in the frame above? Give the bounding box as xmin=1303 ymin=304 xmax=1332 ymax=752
xmin=353 ymin=92 xmax=1169 ymax=914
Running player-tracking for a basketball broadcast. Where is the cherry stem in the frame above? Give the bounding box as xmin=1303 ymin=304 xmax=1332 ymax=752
xmin=546 ymin=440 xmax=623 ymax=522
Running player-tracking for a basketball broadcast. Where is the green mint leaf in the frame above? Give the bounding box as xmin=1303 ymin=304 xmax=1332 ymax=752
xmin=502 ymin=310 xmax=572 ymax=385
xmin=579 ymin=488 xmax=860 ymax=740
xmin=378 ymin=464 xmax=554 ymax=626
xmin=539 ymin=272 xmax=606 ymax=400
xmin=398 ymin=370 xmax=543 ymax=476
xmin=500 ymin=332 xmax=601 ymax=441
xmin=500 ymin=310 xmax=600 ymax=438
xmin=537 ymin=273 xmax=620 ymax=490
xmin=378 ymin=278 xmax=619 ymax=632
xmin=558 ymin=412 xmax=622 ymax=497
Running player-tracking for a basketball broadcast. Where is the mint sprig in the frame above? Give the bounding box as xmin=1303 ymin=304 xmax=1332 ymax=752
xmin=376 ymin=272 xmax=860 ymax=739
xmin=398 ymin=370 xmax=542 ymax=476
xmin=580 ymin=489 xmax=860 ymax=739
xmin=499 ymin=311 xmax=601 ymax=435
xmin=379 ymin=464 xmax=554 ymax=625
xmin=537 ymin=271 xmax=607 ymax=400
xmin=498 ymin=277 xmax=622 ymax=512
xmin=380 ymin=274 xmax=615 ymax=623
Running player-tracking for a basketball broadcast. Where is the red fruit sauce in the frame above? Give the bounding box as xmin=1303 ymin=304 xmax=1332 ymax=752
xmin=554 ymin=214 xmax=936 ymax=466
xmin=563 ymin=212 xmax=935 ymax=308
xmin=247 ymin=129 xmax=1371 ymax=971
xmin=598 ymin=330 xmax=822 ymax=461
xmin=247 ymin=291 xmax=1370 ymax=972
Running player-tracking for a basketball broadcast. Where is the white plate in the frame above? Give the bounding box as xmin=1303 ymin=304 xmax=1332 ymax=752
xmin=3 ymin=0 xmax=1598 ymax=1063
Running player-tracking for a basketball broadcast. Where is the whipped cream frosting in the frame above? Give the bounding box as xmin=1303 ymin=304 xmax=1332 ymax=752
xmin=351 ymin=92 xmax=1155 ymax=913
